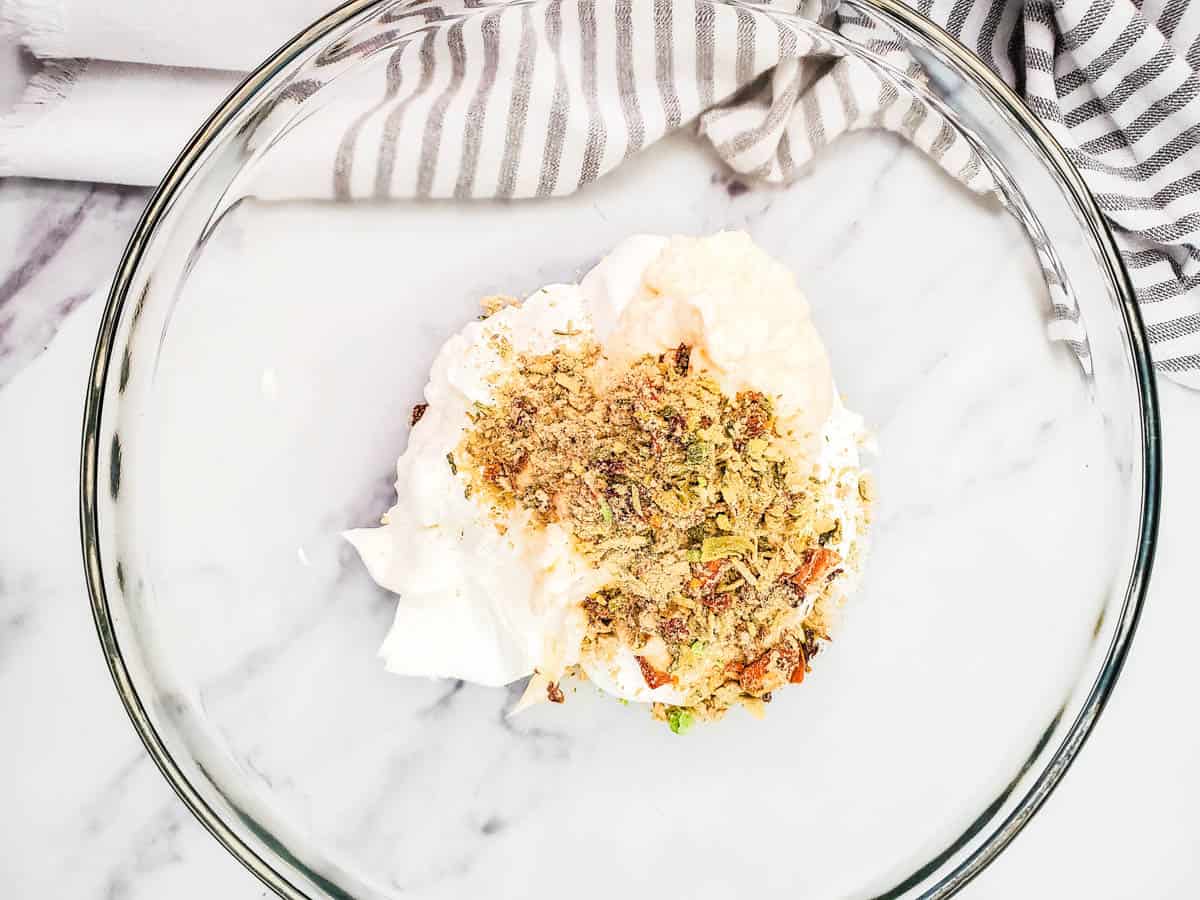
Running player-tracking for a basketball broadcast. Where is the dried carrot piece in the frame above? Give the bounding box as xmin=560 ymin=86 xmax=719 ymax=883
xmin=789 ymin=547 xmax=842 ymax=592
xmin=636 ymin=656 xmax=675 ymax=690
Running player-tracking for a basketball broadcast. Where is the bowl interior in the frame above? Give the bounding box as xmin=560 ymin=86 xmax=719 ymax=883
xmin=88 ymin=2 xmax=1152 ymax=898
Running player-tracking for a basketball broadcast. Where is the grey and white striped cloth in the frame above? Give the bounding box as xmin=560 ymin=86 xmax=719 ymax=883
xmin=324 ymin=0 xmax=995 ymax=198
xmin=888 ymin=0 xmax=1200 ymax=383
xmin=313 ymin=0 xmax=1197 ymax=385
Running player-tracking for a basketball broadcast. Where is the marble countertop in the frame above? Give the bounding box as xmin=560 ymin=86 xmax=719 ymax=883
xmin=2 ymin=157 xmax=1199 ymax=899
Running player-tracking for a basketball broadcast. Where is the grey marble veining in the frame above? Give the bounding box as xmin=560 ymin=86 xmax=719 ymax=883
xmin=0 ymin=162 xmax=1199 ymax=899
xmin=0 ymin=178 xmax=148 ymax=386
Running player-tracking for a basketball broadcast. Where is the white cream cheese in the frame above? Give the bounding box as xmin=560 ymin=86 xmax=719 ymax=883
xmin=346 ymin=232 xmax=869 ymax=703
xmin=345 ymin=285 xmax=605 ymax=687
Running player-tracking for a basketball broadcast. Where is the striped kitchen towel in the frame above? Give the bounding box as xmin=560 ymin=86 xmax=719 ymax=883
xmin=308 ymin=0 xmax=1197 ymax=383
xmin=3 ymin=0 xmax=1197 ymax=383
xmin=316 ymin=0 xmax=996 ymax=199
xmin=851 ymin=0 xmax=1200 ymax=381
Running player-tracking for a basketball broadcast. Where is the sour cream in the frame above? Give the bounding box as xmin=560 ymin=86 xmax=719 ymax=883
xmin=346 ymin=232 xmax=868 ymax=703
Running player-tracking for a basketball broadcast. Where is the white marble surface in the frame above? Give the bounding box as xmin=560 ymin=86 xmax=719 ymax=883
xmin=1 ymin=156 xmax=1199 ymax=898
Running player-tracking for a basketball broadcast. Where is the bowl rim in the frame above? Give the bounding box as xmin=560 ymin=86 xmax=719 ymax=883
xmin=79 ymin=0 xmax=1162 ymax=897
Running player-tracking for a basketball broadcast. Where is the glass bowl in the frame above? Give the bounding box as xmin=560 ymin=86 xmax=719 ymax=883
xmin=81 ymin=0 xmax=1160 ymax=897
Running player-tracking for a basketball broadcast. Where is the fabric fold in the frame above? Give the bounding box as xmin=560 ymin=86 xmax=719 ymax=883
xmin=0 ymin=60 xmax=241 ymax=185
xmin=1 ymin=0 xmax=336 ymax=70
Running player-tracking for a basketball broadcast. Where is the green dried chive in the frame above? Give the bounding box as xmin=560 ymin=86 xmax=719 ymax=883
xmin=667 ymin=707 xmax=695 ymax=735
xmin=446 ymin=453 xmax=458 ymax=475
xmin=700 ymin=535 xmax=755 ymax=562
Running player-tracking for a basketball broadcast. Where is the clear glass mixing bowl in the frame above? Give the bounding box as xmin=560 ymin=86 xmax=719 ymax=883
xmin=81 ymin=1 xmax=1159 ymax=897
